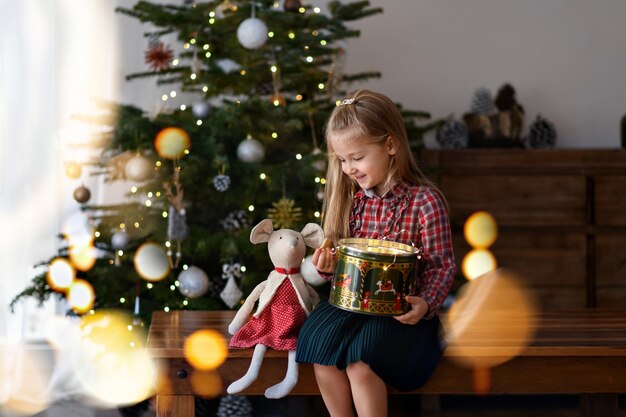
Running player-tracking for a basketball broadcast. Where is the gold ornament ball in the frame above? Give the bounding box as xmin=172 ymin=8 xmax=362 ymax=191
xmin=65 ymin=161 xmax=82 ymax=179
xmin=73 ymin=185 xmax=91 ymax=203
xmin=154 ymin=127 xmax=191 ymax=160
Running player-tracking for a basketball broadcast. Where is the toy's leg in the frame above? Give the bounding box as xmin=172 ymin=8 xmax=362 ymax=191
xmin=264 ymin=350 xmax=298 ymax=399
xmin=227 ymin=344 xmax=267 ymax=394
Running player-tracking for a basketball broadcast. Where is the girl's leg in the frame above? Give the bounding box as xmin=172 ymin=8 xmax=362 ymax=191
xmin=313 ymin=364 xmax=355 ymax=417
xmin=346 ymin=361 xmax=387 ymax=417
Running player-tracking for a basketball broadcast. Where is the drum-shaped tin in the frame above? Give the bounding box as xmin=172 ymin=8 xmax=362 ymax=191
xmin=329 ymin=238 xmax=421 ymax=316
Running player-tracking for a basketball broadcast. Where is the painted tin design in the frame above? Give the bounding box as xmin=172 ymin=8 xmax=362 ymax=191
xmin=329 ymin=238 xmax=422 ymax=316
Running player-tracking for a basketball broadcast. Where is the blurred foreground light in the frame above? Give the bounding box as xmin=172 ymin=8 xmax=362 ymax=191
xmin=62 ymin=210 xmax=95 ymax=248
xmin=69 ymin=242 xmax=97 ymax=272
xmin=183 ymin=330 xmax=227 ymax=371
xmin=190 ymin=370 xmax=222 ymax=398
xmin=444 ymin=268 xmax=538 ymax=371
xmin=134 ymin=242 xmax=171 ymax=282
xmin=464 ymin=211 xmax=498 ymax=249
xmin=462 ymin=249 xmax=497 ymax=281
xmin=154 ymin=127 xmax=191 ymax=160
xmin=47 ymin=258 xmax=75 ymax=291
xmin=0 ymin=343 xmax=52 ymax=415
xmin=73 ymin=310 xmax=157 ymax=406
xmin=67 ymin=279 xmax=95 ymax=314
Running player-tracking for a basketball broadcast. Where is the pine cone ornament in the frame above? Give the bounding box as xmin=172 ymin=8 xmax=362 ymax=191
xmin=217 ymin=395 xmax=253 ymax=417
xmin=436 ymin=119 xmax=469 ymax=149
xmin=220 ymin=210 xmax=251 ymax=232
xmin=470 ymin=87 xmax=495 ymax=114
xmin=213 ymin=174 xmax=231 ymax=192
xmin=528 ymin=115 xmax=557 ymax=148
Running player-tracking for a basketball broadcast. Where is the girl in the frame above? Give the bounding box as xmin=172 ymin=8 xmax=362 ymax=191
xmin=296 ymin=89 xmax=456 ymax=417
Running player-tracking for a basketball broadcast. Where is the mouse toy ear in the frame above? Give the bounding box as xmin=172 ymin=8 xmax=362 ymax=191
xmin=301 ymin=223 xmax=323 ymax=248
xmin=250 ymin=219 xmax=274 ymax=244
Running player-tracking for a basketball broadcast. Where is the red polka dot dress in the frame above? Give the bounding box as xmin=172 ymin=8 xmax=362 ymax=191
xmin=229 ymin=278 xmax=307 ymax=351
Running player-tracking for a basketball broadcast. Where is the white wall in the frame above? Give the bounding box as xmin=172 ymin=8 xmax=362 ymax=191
xmin=342 ymin=0 xmax=626 ymax=149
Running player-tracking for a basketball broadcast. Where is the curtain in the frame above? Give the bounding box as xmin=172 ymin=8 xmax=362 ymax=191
xmin=0 ymin=0 xmax=120 ymax=344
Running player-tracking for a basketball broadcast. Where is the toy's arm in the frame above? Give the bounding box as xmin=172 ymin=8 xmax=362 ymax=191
xmin=228 ymin=281 xmax=267 ymax=335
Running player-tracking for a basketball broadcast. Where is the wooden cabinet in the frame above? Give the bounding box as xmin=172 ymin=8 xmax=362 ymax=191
xmin=419 ymin=149 xmax=626 ymax=308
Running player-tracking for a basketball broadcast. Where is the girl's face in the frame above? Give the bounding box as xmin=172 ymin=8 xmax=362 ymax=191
xmin=330 ymin=132 xmax=397 ymax=196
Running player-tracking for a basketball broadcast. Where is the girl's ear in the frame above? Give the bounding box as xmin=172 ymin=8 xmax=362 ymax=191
xmin=387 ymin=135 xmax=398 ymax=156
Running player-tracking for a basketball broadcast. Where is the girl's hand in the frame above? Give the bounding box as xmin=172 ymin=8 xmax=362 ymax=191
xmin=312 ymin=247 xmax=336 ymax=274
xmin=394 ymin=296 xmax=429 ymax=325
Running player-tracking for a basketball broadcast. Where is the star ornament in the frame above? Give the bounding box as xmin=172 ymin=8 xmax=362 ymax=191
xmin=144 ymin=42 xmax=174 ymax=71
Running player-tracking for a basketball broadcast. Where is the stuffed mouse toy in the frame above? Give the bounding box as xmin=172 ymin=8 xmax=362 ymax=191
xmin=227 ymin=218 xmax=324 ymax=398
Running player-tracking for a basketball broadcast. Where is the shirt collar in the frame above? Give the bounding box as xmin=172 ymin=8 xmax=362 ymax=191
xmin=357 ymin=182 xmax=408 ymax=199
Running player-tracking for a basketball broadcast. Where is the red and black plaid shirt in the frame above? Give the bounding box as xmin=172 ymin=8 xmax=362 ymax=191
xmin=350 ymin=182 xmax=456 ymax=318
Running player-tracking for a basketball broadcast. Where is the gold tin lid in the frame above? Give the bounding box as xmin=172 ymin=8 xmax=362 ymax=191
xmin=338 ymin=238 xmax=419 ymax=261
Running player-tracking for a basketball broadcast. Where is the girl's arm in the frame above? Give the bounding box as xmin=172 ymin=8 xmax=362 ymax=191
xmin=415 ymin=189 xmax=456 ymax=319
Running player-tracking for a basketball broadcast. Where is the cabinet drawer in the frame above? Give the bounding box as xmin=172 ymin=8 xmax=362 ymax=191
xmin=595 ymin=175 xmax=626 ymax=226
xmin=441 ymin=174 xmax=587 ymax=226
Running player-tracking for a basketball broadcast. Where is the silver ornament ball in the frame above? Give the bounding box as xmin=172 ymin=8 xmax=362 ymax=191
xmin=237 ymin=135 xmax=265 ymax=163
xmin=111 ymin=230 xmax=131 ymax=250
xmin=178 ymin=266 xmax=209 ymax=298
xmin=192 ymin=101 xmax=211 ymax=118
xmin=237 ymin=17 xmax=268 ymax=50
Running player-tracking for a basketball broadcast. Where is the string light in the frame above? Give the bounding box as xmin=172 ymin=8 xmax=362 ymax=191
xmin=134 ymin=222 xmax=140 ymax=228
xmin=145 ymin=200 xmax=152 ymax=207
xmin=196 ymin=120 xmax=203 ymax=126
xmin=202 ymin=86 xmax=208 ymax=92
xmin=205 ymin=52 xmax=211 ymax=58
xmin=268 ymin=31 xmax=275 ymax=38
xmin=203 ymin=44 xmax=209 ymax=50
xmin=165 ymin=241 xmax=171 ymax=248
xmin=169 ymin=91 xmax=177 ymax=98
xmin=190 ymin=73 xmax=197 ymax=80
xmin=318 ymin=83 xmax=325 ymax=90
xmin=183 ymin=43 xmax=190 ymax=49
xmin=156 ymin=161 xmax=162 ymax=167
xmin=259 ymin=173 xmax=267 ymax=180
xmin=180 ymin=104 xmax=186 ymax=111
xmin=306 ymin=56 xmax=313 ymax=63
xmin=164 ymin=306 xmax=170 ymax=312
xmin=120 ymin=223 xmax=126 ymax=229
xmin=271 ymin=132 xmax=278 ymax=139
xmin=147 ymin=283 xmax=153 ymax=289
xmin=240 ymin=266 xmax=247 ymax=273
xmin=288 ymin=32 xmax=296 ymax=39
xmin=183 ymin=300 xmax=189 ymax=306
xmin=190 ymin=38 xmax=196 ymax=45
xmin=183 ymin=264 xmax=189 ymax=270
xmin=172 ymin=59 xmax=179 ymax=66
xmin=161 ymin=94 xmax=168 ymax=101
xmin=314 ymin=211 xmax=321 ymax=218
xmin=94 ymin=231 xmax=101 ymax=237
xmin=320 ymin=40 xmax=327 ymax=45
xmin=162 ymin=211 xmax=168 ymax=218
xmin=148 ymin=192 xmax=153 ymax=198
xmin=120 ymin=298 xmax=126 ymax=303
xmin=296 ymin=153 xmax=302 ymax=160
xmin=248 ymin=205 xmax=255 ymax=212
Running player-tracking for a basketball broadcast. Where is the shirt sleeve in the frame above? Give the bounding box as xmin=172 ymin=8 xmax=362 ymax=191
xmin=416 ymin=189 xmax=456 ymax=319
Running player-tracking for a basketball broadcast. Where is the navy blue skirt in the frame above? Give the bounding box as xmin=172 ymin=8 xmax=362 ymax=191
xmin=296 ymin=301 xmax=443 ymax=391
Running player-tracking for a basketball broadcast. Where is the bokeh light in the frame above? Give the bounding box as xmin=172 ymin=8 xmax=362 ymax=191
xmin=47 ymin=258 xmax=75 ymax=292
xmin=190 ymin=370 xmax=222 ymax=398
xmin=65 ymin=161 xmax=82 ymax=179
xmin=67 ymin=279 xmax=95 ymax=314
xmin=72 ymin=310 xmax=157 ymax=406
xmin=464 ymin=211 xmax=498 ymax=249
xmin=154 ymin=127 xmax=191 ymax=159
xmin=134 ymin=242 xmax=171 ymax=282
xmin=445 ymin=268 xmax=538 ymax=370
xmin=462 ymin=248 xmax=497 ymax=280
xmin=69 ymin=242 xmax=97 ymax=272
xmin=183 ymin=329 xmax=228 ymax=371
xmin=61 ymin=210 xmax=95 ymax=248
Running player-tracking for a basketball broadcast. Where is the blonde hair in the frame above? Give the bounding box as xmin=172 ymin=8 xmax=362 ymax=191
xmin=321 ymin=89 xmax=444 ymax=242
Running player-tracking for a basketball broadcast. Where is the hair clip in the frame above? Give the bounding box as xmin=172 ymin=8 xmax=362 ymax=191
xmin=340 ymin=98 xmax=355 ymax=106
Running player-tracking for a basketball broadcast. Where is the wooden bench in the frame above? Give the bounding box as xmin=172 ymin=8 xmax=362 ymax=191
xmin=146 ymin=309 xmax=626 ymax=417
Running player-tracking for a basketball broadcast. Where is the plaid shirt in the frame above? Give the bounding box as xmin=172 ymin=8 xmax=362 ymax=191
xmin=350 ymin=182 xmax=456 ymax=319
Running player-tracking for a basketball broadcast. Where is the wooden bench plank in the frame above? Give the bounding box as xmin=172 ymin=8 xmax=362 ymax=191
xmin=147 ymin=309 xmax=626 ymax=417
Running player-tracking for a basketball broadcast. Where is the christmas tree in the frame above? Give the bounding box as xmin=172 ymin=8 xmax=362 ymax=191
xmin=11 ymin=0 xmax=440 ymax=325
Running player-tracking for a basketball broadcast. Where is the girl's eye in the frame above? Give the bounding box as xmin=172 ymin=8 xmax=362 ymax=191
xmin=353 ymin=157 xmax=363 ymax=161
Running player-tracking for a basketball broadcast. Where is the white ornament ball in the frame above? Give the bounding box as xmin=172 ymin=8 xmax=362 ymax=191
xmin=178 ymin=266 xmax=209 ymax=298
xmin=111 ymin=230 xmax=130 ymax=250
xmin=237 ymin=135 xmax=265 ymax=163
xmin=124 ymin=153 xmax=153 ymax=182
xmin=192 ymin=101 xmax=211 ymax=118
xmin=133 ymin=243 xmax=170 ymax=282
xmin=237 ymin=17 xmax=268 ymax=50
xmin=301 ymin=255 xmax=328 ymax=286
